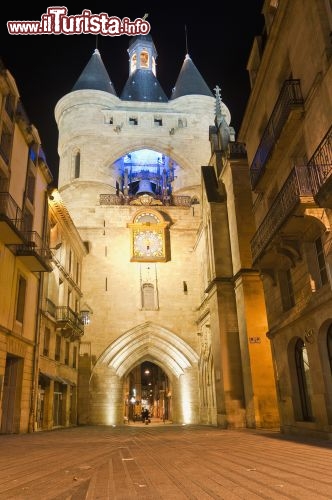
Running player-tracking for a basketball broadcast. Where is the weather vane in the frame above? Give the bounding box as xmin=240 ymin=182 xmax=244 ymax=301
xmin=185 ymin=25 xmax=189 ymax=55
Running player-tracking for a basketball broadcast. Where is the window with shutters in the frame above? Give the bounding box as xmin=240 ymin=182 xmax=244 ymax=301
xmin=43 ymin=327 xmax=50 ymax=357
xmin=55 ymin=334 xmax=61 ymax=361
xmin=295 ymin=339 xmax=313 ymax=421
xmin=278 ymin=269 xmax=295 ymax=311
xmin=315 ymin=237 xmax=328 ymax=287
xmin=15 ymin=275 xmax=27 ymax=323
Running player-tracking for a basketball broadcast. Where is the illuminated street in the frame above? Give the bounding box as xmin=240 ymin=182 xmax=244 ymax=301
xmin=0 ymin=423 xmax=332 ymax=499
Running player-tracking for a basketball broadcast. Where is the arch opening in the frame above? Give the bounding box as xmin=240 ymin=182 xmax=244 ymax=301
xmin=113 ymin=148 xmax=179 ymax=198
xmin=124 ymin=361 xmax=171 ymax=422
xmin=88 ymin=322 xmax=200 ymax=426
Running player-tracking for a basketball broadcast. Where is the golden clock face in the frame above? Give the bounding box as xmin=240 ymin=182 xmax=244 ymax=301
xmin=133 ymin=230 xmax=163 ymax=258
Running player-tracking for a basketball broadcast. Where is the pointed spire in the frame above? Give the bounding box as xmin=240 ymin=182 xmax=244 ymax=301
xmin=72 ymin=49 xmax=117 ymax=95
xmin=213 ymin=85 xmax=234 ymax=149
xmin=214 ymin=85 xmax=225 ymax=127
xmin=170 ymin=55 xmax=213 ymax=100
xmin=185 ymin=25 xmax=189 ymax=55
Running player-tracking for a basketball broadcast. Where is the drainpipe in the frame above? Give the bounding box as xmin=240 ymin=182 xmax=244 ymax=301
xmin=28 ymin=188 xmax=49 ymax=432
xmin=28 ymin=271 xmax=44 ymax=432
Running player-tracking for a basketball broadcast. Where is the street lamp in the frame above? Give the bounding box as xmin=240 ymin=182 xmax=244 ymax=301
xmin=80 ymin=310 xmax=90 ymax=325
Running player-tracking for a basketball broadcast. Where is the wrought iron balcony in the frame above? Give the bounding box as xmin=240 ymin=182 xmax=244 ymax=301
xmin=251 ymin=165 xmax=315 ymax=264
xmin=56 ymin=306 xmax=84 ymax=340
xmin=308 ymin=126 xmax=332 ymax=208
xmin=100 ymin=193 xmax=193 ymax=207
xmin=11 ymin=230 xmax=52 ymax=272
xmin=250 ymin=80 xmax=304 ymax=189
xmin=0 ymin=192 xmax=25 ymax=244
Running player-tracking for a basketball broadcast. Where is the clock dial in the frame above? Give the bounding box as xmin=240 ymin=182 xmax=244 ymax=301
xmin=134 ymin=230 xmax=163 ymax=258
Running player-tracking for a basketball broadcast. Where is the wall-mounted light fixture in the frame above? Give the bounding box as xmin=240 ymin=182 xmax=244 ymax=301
xmin=80 ymin=310 xmax=91 ymax=325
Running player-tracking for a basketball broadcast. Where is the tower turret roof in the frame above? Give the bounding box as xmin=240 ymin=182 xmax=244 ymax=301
xmin=128 ymin=34 xmax=153 ymax=48
xmin=120 ymin=70 xmax=168 ymax=102
xmin=170 ymin=54 xmax=213 ymax=100
xmin=72 ymin=49 xmax=117 ymax=95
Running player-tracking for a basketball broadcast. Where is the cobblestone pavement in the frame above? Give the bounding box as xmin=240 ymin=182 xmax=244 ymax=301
xmin=0 ymin=420 xmax=332 ymax=499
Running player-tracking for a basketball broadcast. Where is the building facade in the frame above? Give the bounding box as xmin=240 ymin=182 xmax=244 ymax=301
xmin=0 ymin=60 xmax=52 ymax=433
xmin=36 ymin=188 xmax=87 ymax=430
xmin=55 ymin=35 xmax=279 ymax=428
xmin=239 ymin=0 xmax=332 ymax=439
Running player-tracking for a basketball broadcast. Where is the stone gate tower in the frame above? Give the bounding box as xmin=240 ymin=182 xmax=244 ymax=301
xmin=55 ymin=33 xmax=279 ymax=428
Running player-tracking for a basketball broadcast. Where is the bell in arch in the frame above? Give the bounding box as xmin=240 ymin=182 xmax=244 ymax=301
xmin=136 ymin=179 xmax=155 ymax=197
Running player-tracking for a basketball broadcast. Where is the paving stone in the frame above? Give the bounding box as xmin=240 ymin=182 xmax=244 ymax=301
xmin=0 ymin=423 xmax=331 ymax=499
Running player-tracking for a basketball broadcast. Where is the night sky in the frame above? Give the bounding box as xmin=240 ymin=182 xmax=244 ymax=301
xmin=1 ymin=2 xmax=264 ymax=183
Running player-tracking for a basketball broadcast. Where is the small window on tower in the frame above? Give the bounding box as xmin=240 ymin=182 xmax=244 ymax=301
xmin=74 ymin=151 xmax=80 ymax=178
xmin=129 ymin=117 xmax=138 ymax=125
xmin=130 ymin=53 xmax=137 ymax=73
xmin=178 ymin=118 xmax=187 ymax=128
xmin=154 ymin=117 xmax=163 ymax=126
xmin=142 ymin=283 xmax=155 ymax=310
xmin=140 ymin=50 xmax=149 ymax=68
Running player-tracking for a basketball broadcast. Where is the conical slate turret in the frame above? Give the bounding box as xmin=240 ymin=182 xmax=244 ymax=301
xmin=171 ymin=54 xmax=213 ymax=99
xmin=72 ymin=49 xmax=117 ymax=95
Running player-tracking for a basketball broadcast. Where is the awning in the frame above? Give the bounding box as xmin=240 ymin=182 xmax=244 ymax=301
xmin=39 ymin=371 xmax=76 ymax=386
xmin=57 ymin=376 xmax=76 ymax=386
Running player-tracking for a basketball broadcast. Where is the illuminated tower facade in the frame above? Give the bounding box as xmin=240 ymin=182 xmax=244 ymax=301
xmin=55 ymin=34 xmax=279 ymax=427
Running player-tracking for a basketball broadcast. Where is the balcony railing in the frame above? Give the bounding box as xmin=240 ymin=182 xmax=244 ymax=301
xmin=56 ymin=306 xmax=84 ymax=340
xmin=12 ymin=230 xmax=52 ymax=272
xmin=100 ymin=193 xmax=193 ymax=207
xmin=250 ymin=79 xmax=304 ymax=189
xmin=0 ymin=192 xmax=25 ymax=243
xmin=251 ymin=165 xmax=314 ymax=263
xmin=308 ymin=126 xmax=332 ymax=206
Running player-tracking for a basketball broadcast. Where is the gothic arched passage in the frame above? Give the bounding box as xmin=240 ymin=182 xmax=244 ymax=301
xmin=87 ymin=322 xmax=200 ymax=426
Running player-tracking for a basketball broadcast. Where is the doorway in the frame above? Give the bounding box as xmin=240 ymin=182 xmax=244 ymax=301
xmin=125 ymin=362 xmax=171 ymax=423
xmin=53 ymin=382 xmax=63 ymax=426
xmin=1 ymin=354 xmax=23 ymax=433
